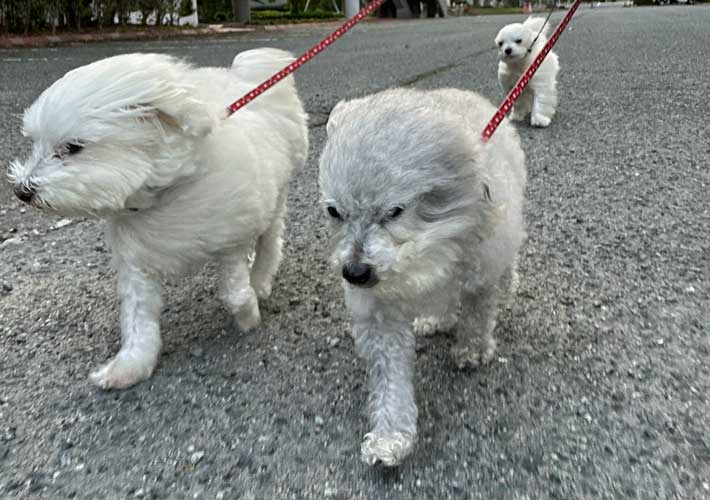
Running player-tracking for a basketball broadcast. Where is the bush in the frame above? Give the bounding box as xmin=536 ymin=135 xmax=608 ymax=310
xmin=250 ymin=7 xmax=343 ymax=22
xmin=0 ymin=0 xmax=193 ymax=34
xmin=213 ymin=10 xmax=230 ymax=20
xmin=0 ymin=0 xmax=345 ymax=33
xmin=197 ymin=0 xmax=232 ymax=22
xmin=179 ymin=0 xmax=195 ymax=16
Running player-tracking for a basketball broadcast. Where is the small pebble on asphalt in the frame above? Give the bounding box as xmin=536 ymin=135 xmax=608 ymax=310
xmin=189 ymin=451 xmax=205 ymax=465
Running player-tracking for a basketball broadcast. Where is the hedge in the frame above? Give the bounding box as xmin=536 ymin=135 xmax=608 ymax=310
xmin=0 ymin=0 xmax=194 ymax=34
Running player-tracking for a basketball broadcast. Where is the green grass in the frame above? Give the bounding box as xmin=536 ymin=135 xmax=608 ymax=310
xmin=451 ymin=5 xmax=524 ymax=15
xmin=249 ymin=9 xmax=344 ymax=24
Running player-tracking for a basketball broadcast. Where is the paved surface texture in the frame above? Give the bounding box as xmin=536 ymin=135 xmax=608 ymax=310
xmin=1 ymin=5 xmax=709 ymax=499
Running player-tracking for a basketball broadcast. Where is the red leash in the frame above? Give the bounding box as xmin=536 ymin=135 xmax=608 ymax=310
xmin=481 ymin=0 xmax=581 ymax=142
xmin=225 ymin=0 xmax=581 ymax=144
xmin=224 ymin=0 xmax=386 ymax=117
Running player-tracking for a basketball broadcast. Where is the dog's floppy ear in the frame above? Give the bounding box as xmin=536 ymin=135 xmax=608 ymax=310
xmin=100 ymin=54 xmax=217 ymax=138
xmin=523 ymin=16 xmax=551 ymax=38
xmin=146 ymin=92 xmax=215 ymax=138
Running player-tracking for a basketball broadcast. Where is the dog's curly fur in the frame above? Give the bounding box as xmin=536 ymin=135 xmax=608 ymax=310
xmin=495 ymin=16 xmax=560 ymax=127
xmin=319 ymin=88 xmax=527 ymax=466
xmin=9 ymin=49 xmax=308 ymax=389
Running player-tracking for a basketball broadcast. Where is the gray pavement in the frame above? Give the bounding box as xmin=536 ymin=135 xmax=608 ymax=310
xmin=1 ymin=6 xmax=709 ymax=499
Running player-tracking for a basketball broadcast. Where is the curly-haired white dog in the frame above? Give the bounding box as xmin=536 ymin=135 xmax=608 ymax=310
xmin=318 ymin=88 xmax=526 ymax=466
xmin=495 ymin=16 xmax=560 ymax=127
xmin=9 ymin=49 xmax=308 ymax=389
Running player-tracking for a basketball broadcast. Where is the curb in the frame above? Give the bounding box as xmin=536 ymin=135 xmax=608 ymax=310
xmin=0 ymin=18 xmax=395 ymax=49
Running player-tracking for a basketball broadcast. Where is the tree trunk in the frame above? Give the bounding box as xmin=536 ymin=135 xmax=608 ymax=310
xmin=96 ymin=1 xmax=103 ymax=30
xmin=232 ymin=0 xmax=250 ymax=23
xmin=23 ymin=7 xmax=30 ymax=35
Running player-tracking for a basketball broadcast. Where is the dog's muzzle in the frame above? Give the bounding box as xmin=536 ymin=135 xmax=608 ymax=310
xmin=342 ymin=262 xmax=378 ymax=288
xmin=14 ymin=183 xmax=36 ymax=204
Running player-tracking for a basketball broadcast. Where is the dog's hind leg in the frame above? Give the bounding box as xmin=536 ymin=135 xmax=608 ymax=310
xmin=89 ymin=265 xmax=162 ymax=389
xmin=451 ymin=282 xmax=501 ymax=369
xmin=220 ymin=248 xmax=261 ymax=332
xmin=352 ymin=319 xmax=417 ymax=467
xmin=250 ymin=198 xmax=287 ymax=300
xmin=500 ymin=253 xmax=520 ymax=311
xmin=530 ymin=85 xmax=557 ymax=128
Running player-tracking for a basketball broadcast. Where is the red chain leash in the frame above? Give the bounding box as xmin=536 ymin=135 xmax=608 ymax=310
xmin=481 ymin=0 xmax=581 ymax=142
xmin=225 ymin=0 xmax=386 ymax=117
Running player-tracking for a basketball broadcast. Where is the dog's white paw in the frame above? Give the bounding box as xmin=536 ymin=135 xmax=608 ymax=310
xmin=412 ymin=314 xmax=458 ymax=337
xmin=450 ymin=338 xmax=497 ymax=370
xmin=234 ymin=300 xmax=261 ymax=332
xmin=222 ymin=286 xmax=261 ymax=331
xmin=530 ymin=114 xmax=552 ymax=128
xmin=252 ymin=281 xmax=272 ymax=300
xmin=89 ymin=352 xmax=157 ymax=390
xmin=412 ymin=317 xmax=438 ymax=336
xmin=361 ymin=432 xmax=415 ymax=467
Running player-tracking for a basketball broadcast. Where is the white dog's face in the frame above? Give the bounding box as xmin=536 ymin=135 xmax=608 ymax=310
xmin=319 ymin=96 xmax=487 ymax=299
xmin=320 ymin=199 xmax=412 ymax=290
xmin=494 ymin=23 xmax=533 ymax=62
xmin=8 ymin=54 xmax=213 ymax=217
xmin=320 ymin=164 xmax=480 ymax=301
xmin=10 ymin=110 xmax=163 ymax=216
xmin=320 ymin=193 xmax=474 ymax=303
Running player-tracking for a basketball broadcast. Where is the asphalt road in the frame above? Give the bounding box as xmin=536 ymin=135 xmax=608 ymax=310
xmin=1 ymin=5 xmax=709 ymax=499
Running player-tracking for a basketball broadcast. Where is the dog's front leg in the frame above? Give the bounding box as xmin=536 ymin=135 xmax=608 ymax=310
xmin=219 ymin=249 xmax=260 ymax=332
xmin=511 ymin=90 xmax=533 ymax=122
xmin=352 ymin=319 xmax=417 ymax=467
xmin=90 ymin=265 xmax=162 ymax=389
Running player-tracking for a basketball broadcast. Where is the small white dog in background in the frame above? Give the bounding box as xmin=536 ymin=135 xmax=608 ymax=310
xmin=319 ymin=88 xmax=526 ymax=466
xmin=495 ymin=16 xmax=560 ymax=127
xmin=9 ymin=49 xmax=308 ymax=389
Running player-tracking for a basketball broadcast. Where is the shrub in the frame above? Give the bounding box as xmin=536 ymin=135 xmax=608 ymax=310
xmin=0 ymin=0 xmax=191 ymax=34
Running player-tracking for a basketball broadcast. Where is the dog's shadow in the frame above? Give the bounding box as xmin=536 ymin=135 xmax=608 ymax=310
xmin=411 ymin=308 xmax=530 ymax=462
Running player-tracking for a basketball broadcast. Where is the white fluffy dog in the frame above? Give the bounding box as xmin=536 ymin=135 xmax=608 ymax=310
xmin=495 ymin=16 xmax=560 ymax=127
xmin=9 ymin=49 xmax=308 ymax=389
xmin=319 ymin=88 xmax=526 ymax=466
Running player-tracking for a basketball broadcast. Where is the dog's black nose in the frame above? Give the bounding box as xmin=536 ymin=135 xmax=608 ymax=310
xmin=504 ymin=47 xmax=512 ymax=55
xmin=13 ymin=184 xmax=35 ymax=204
xmin=342 ymin=262 xmax=377 ymax=287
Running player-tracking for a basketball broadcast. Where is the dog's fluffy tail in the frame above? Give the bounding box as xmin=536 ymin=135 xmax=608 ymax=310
xmin=230 ymin=48 xmax=299 ymax=107
xmin=523 ymin=16 xmax=551 ymax=38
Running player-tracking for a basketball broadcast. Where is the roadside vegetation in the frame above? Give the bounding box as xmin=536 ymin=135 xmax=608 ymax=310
xmin=5 ymin=0 xmax=698 ymax=35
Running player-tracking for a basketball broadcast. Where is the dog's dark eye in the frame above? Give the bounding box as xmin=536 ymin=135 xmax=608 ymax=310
xmin=66 ymin=143 xmax=84 ymax=155
xmin=483 ymin=183 xmax=492 ymax=202
xmin=327 ymin=206 xmax=341 ymax=219
xmin=498 ymin=41 xmax=503 ymax=47
xmin=515 ymin=39 xmax=522 ymax=44
xmin=387 ymin=206 xmax=404 ymax=220
xmin=54 ymin=142 xmax=84 ymax=159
